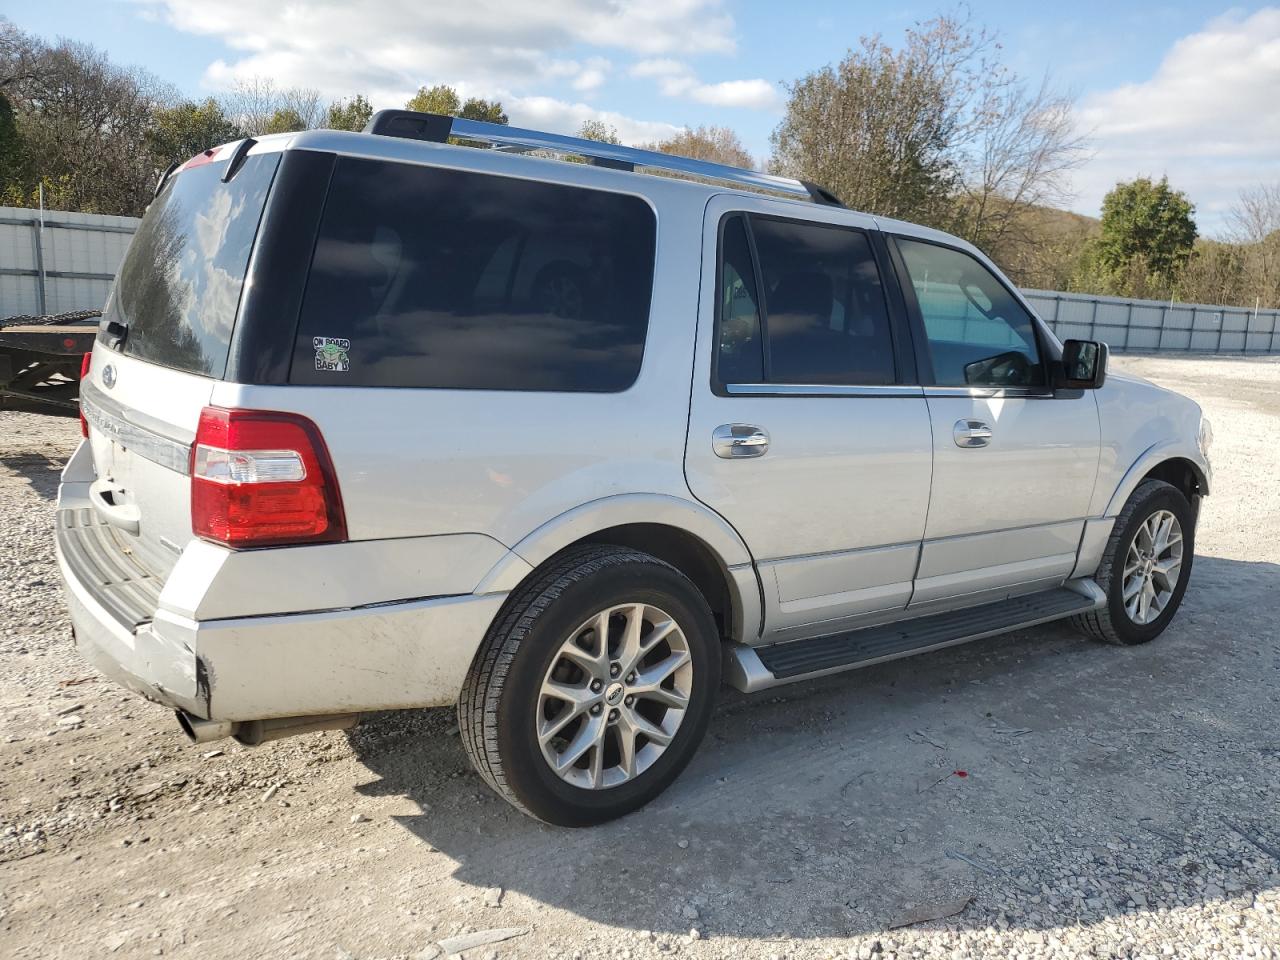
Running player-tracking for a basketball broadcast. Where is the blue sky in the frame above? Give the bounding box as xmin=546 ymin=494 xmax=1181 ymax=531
xmin=5 ymin=1 xmax=1278 ymax=233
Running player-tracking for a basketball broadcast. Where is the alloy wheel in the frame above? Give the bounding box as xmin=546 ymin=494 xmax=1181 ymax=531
xmin=536 ymin=603 xmax=693 ymax=790
xmin=1122 ymin=509 xmax=1183 ymax=625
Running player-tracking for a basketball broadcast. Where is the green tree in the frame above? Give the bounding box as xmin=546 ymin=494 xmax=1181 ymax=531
xmin=458 ymin=96 xmax=507 ymax=124
xmin=1096 ymin=176 xmax=1197 ymax=285
xmin=404 ymin=84 xmax=507 ymax=124
xmin=261 ymin=107 xmax=306 ymax=135
xmin=0 ymin=91 xmax=20 ymax=189
xmin=405 ymin=84 xmax=460 ymax=115
xmin=146 ymin=98 xmax=242 ymax=169
xmin=325 ymin=94 xmax=373 ymax=132
xmin=770 ymin=13 xmax=1083 ymax=267
xmin=770 ymin=19 xmax=965 ymax=223
xmin=2 ymin=27 xmax=172 ymax=216
xmin=577 ymin=118 xmax=620 ymax=144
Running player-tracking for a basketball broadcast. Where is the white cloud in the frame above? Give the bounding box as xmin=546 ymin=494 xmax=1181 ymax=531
xmin=1070 ymin=7 xmax=1280 ymax=234
xmin=630 ymin=58 xmax=781 ymax=110
xmin=504 ymin=95 xmax=680 ymax=145
xmin=572 ymin=57 xmax=612 ymax=93
xmin=146 ymin=0 xmax=734 ymax=99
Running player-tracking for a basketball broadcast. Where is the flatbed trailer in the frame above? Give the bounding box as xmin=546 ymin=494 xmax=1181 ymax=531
xmin=0 ymin=312 xmax=99 ymax=416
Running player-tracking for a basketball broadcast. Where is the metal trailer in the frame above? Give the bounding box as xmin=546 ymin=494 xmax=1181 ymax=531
xmin=0 ymin=310 xmax=99 ymax=415
xmin=1 ymin=205 xmax=135 ymax=416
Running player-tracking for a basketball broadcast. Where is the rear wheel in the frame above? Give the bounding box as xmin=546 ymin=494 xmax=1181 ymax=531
xmin=459 ymin=545 xmax=720 ymax=826
xmin=1071 ymin=479 xmax=1195 ymax=645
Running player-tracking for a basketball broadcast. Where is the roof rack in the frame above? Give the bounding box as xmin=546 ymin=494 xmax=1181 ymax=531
xmin=361 ymin=109 xmax=844 ymax=208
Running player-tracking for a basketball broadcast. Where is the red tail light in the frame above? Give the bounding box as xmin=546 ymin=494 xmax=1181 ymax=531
xmin=78 ymin=353 xmax=92 ymax=438
xmin=190 ymin=407 xmax=347 ymax=548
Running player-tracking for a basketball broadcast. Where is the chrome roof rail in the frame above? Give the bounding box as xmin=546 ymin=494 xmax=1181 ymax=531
xmin=361 ymin=110 xmax=844 ymax=207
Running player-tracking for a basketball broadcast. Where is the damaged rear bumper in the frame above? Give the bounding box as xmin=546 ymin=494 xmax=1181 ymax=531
xmin=57 ymin=541 xmax=505 ymax=721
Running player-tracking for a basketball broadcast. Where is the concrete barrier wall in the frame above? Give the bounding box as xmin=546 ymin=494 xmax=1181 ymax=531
xmin=0 ymin=207 xmax=139 ymax=318
xmin=1024 ymin=288 xmax=1280 ymax=354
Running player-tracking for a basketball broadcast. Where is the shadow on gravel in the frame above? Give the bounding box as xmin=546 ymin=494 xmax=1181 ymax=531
xmin=348 ymin=555 xmax=1280 ymax=940
xmin=1 ymin=452 xmax=68 ymax=500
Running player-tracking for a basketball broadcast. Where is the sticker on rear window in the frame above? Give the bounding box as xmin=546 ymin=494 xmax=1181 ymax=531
xmin=313 ymin=337 xmax=351 ymax=372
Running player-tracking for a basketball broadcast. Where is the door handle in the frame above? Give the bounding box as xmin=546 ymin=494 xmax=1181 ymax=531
xmin=953 ymin=419 xmax=992 ymax=448
xmin=89 ymin=478 xmax=141 ymax=534
xmin=713 ymin=424 xmax=770 ymax=459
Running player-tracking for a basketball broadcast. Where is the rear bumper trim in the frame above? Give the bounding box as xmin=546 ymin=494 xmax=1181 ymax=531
xmin=56 ymin=505 xmax=162 ymax=629
xmin=58 ymin=535 xmax=505 ymax=721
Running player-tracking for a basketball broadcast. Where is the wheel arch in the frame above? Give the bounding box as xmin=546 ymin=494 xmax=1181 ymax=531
xmin=475 ymin=494 xmax=763 ymax=643
xmin=1103 ymin=444 xmax=1209 ymax=519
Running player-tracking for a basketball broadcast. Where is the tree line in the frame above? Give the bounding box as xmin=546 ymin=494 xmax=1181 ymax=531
xmin=1 ymin=14 xmax=1276 ymax=310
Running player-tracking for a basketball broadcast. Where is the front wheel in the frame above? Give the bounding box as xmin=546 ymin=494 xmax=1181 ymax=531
xmin=459 ymin=545 xmax=720 ymax=826
xmin=1072 ymin=478 xmax=1195 ymax=645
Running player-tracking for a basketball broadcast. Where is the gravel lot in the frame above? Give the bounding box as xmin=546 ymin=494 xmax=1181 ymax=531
xmin=2 ymin=354 xmax=1278 ymax=960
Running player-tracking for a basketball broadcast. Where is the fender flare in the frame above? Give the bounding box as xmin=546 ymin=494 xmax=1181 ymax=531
xmin=1102 ymin=440 xmax=1210 ymax=518
xmin=473 ymin=493 xmax=763 ymax=641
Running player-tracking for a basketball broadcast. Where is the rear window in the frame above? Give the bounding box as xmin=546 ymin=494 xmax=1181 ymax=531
xmin=289 ymin=157 xmax=657 ymax=391
xmin=105 ymin=153 xmax=279 ymax=378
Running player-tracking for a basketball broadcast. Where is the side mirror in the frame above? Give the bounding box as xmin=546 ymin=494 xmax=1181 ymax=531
xmin=1056 ymin=339 xmax=1108 ymax=390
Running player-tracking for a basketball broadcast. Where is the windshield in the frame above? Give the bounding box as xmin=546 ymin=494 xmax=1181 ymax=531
xmin=103 ymin=152 xmax=280 ymax=378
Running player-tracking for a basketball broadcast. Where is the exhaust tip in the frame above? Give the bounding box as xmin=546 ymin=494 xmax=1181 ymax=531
xmin=175 ymin=710 xmax=236 ymax=744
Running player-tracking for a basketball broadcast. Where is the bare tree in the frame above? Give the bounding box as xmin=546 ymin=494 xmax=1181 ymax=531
xmin=770 ymin=11 xmax=1087 ymax=285
xmin=224 ymin=76 xmax=323 ymax=136
xmin=0 ymin=17 xmax=40 ymax=89
xmin=5 ymin=32 xmax=173 ymax=214
xmin=1227 ymin=182 xmax=1280 ymax=309
xmin=642 ymin=125 xmax=754 ymax=168
xmin=954 ymin=76 xmax=1088 ymax=272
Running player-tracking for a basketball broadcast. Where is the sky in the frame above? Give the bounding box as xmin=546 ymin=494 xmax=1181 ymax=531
xmin=4 ymin=1 xmax=1278 ymax=235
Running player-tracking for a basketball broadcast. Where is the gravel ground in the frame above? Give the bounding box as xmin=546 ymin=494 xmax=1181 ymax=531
xmin=2 ymin=354 xmax=1279 ymax=960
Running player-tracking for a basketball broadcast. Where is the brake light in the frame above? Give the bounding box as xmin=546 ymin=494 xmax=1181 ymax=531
xmin=78 ymin=353 xmax=92 ymax=437
xmin=190 ymin=407 xmax=347 ymax=548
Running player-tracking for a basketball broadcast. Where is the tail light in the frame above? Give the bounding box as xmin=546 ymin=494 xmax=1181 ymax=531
xmin=78 ymin=353 xmax=92 ymax=437
xmin=190 ymin=406 xmax=347 ymax=548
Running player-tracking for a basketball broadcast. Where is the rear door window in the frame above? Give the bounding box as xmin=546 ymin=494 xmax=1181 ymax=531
xmin=106 ymin=152 xmax=279 ymax=378
xmin=714 ymin=214 xmax=896 ymax=386
xmin=715 ymin=215 xmax=764 ymax=384
xmin=753 ymin=218 xmax=895 ymax=384
xmin=289 ymin=158 xmax=657 ymax=391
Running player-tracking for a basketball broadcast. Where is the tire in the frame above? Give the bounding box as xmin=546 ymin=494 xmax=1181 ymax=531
xmin=1071 ymin=479 xmax=1195 ymax=645
xmin=459 ymin=545 xmax=721 ymax=826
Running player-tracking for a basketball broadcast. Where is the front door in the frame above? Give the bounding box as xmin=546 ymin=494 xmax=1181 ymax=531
xmin=889 ymin=235 xmax=1101 ymax=609
xmin=684 ymin=196 xmax=933 ymax=643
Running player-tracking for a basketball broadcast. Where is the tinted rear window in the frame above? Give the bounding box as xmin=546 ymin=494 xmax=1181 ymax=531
xmin=751 ymin=217 xmax=895 ymax=385
xmin=289 ymin=158 xmax=657 ymax=391
xmin=105 ymin=153 xmax=279 ymax=378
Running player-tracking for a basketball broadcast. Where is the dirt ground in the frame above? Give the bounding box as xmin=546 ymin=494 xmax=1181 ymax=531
xmin=2 ymin=354 xmax=1278 ymax=960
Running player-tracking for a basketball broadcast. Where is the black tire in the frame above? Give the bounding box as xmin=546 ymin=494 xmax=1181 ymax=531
xmin=1071 ymin=478 xmax=1195 ymax=645
xmin=458 ymin=545 xmax=720 ymax=826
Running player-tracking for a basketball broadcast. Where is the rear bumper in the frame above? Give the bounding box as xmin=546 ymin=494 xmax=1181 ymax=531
xmin=54 ymin=439 xmax=509 ymax=722
xmin=58 ymin=538 xmax=505 ymax=720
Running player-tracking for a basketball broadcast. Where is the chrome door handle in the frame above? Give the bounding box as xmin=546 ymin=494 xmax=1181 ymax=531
xmin=713 ymin=424 xmax=770 ymax=459
xmin=953 ymin=419 xmax=992 ymax=448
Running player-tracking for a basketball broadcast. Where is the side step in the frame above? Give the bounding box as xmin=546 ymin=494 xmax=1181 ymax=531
xmin=725 ymin=583 xmax=1104 ymax=693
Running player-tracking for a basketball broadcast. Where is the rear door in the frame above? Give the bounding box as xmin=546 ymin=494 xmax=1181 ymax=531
xmin=888 ymin=235 xmax=1100 ymax=609
xmin=81 ymin=146 xmax=281 ymax=579
xmin=684 ymin=196 xmax=934 ymax=643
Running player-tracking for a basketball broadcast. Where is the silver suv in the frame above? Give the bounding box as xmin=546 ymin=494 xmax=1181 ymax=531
xmin=56 ymin=111 xmax=1212 ymax=825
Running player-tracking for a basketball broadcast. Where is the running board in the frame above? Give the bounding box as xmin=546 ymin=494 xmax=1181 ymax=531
xmin=725 ymin=581 xmax=1104 ymax=693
